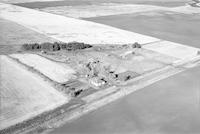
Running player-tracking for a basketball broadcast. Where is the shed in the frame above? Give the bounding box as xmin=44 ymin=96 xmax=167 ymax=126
xmin=117 ymin=71 xmax=139 ymax=81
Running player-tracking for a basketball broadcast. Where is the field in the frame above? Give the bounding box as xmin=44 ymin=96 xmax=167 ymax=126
xmin=0 ymin=0 xmax=60 ymax=4
xmin=52 ymin=66 xmax=200 ymax=134
xmin=86 ymin=12 xmax=200 ymax=48
xmin=10 ymin=54 xmax=76 ymax=83
xmin=39 ymin=3 xmax=200 ymax=19
xmin=39 ymin=3 xmax=169 ymax=18
xmin=0 ymin=55 xmax=68 ymax=130
xmin=143 ymin=41 xmax=200 ymax=60
xmin=0 ymin=18 xmax=56 ymax=54
xmin=0 ymin=18 xmax=56 ymax=46
xmin=0 ymin=18 xmax=57 ymax=45
xmin=0 ymin=2 xmax=158 ymax=44
xmin=8 ymin=0 xmax=190 ymax=8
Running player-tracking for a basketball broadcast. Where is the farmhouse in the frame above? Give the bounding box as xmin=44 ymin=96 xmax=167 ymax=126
xmin=89 ymin=77 xmax=106 ymax=87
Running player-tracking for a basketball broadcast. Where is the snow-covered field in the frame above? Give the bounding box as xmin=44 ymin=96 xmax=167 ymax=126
xmin=0 ymin=3 xmax=159 ymax=44
xmin=0 ymin=55 xmax=68 ymax=130
xmin=0 ymin=0 xmax=60 ymax=4
xmin=10 ymin=54 xmax=76 ymax=83
xmin=40 ymin=3 xmax=200 ymax=18
xmin=143 ymin=41 xmax=200 ymax=60
xmin=0 ymin=18 xmax=56 ymax=46
xmin=40 ymin=3 xmax=169 ymax=18
xmin=170 ymin=5 xmax=200 ymax=14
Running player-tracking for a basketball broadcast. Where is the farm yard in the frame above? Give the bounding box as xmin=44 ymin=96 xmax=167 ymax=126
xmin=38 ymin=44 xmax=177 ymax=77
xmin=77 ymin=49 xmax=166 ymax=74
xmin=0 ymin=55 xmax=68 ymax=130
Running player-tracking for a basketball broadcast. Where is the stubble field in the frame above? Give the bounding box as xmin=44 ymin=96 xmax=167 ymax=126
xmin=0 ymin=55 xmax=68 ymax=130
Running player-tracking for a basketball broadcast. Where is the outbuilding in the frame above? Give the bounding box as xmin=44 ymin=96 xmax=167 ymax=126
xmin=117 ymin=71 xmax=139 ymax=81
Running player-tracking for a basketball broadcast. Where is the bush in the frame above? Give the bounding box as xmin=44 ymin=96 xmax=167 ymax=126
xmin=41 ymin=42 xmax=53 ymax=50
xmin=22 ymin=43 xmax=31 ymax=50
xmin=60 ymin=43 xmax=67 ymax=49
xmin=22 ymin=43 xmax=40 ymax=50
xmin=32 ymin=43 xmax=40 ymax=50
xmin=132 ymin=42 xmax=142 ymax=48
xmin=52 ymin=42 xmax=61 ymax=51
xmin=22 ymin=41 xmax=92 ymax=51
